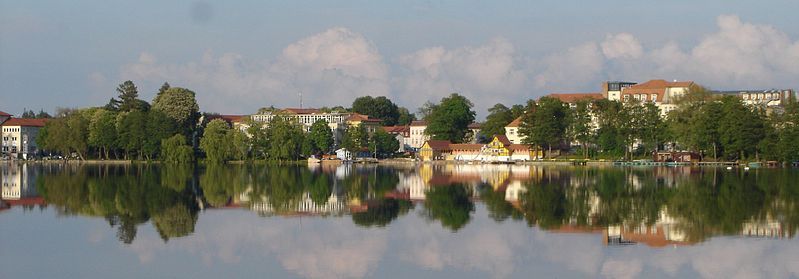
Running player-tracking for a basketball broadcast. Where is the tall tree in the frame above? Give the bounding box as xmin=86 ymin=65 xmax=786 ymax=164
xmin=108 ymin=81 xmax=149 ymax=112
xmin=397 ymin=107 xmax=417 ymax=126
xmin=161 ymin=134 xmax=194 ymax=163
xmin=569 ymin=100 xmax=593 ymax=158
xmin=417 ymin=101 xmax=437 ymax=120
xmin=88 ymin=109 xmax=118 ymax=159
xmin=199 ymin=119 xmax=233 ymax=163
xmin=351 ymin=96 xmax=400 ymax=126
xmin=369 ymin=129 xmax=400 ymax=157
xmin=718 ymin=96 xmax=765 ymax=160
xmin=263 ymin=115 xmax=304 ymax=160
xmin=480 ymin=103 xmax=514 ymax=141
xmin=117 ymin=111 xmax=147 ymax=159
xmin=519 ymin=97 xmax=570 ymax=158
xmin=151 ymin=87 xmax=200 ymax=135
xmin=308 ymin=119 xmax=334 ymax=155
xmin=425 ymin=93 xmax=476 ymax=143
xmin=143 ymin=110 xmax=178 ymax=160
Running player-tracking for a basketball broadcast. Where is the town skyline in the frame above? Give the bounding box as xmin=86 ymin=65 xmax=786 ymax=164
xmin=2 ymin=1 xmax=799 ymax=118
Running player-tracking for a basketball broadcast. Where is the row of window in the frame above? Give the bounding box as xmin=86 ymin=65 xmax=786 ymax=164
xmin=623 ymin=93 xmax=659 ymax=102
xmin=3 ymin=137 xmax=18 ymax=141
xmin=2 ymin=128 xmax=21 ymax=132
xmin=741 ymin=93 xmax=781 ymax=100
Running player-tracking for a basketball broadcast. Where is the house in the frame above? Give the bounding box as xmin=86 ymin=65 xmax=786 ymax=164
xmin=620 ymin=79 xmax=694 ymax=117
xmin=504 ymin=117 xmax=523 ymax=144
xmin=408 ymin=120 xmax=429 ymax=149
xmin=345 ymin=113 xmax=383 ymax=134
xmin=654 ymin=151 xmax=700 ymax=163
xmin=418 ymin=140 xmax=451 ymax=161
xmin=207 ymin=114 xmax=247 ymax=132
xmin=466 ymin=122 xmax=482 ymax=143
xmin=547 ymin=93 xmax=604 ymax=108
xmin=382 ymin=125 xmax=410 ymax=152
xmin=713 ymin=89 xmax=795 ymax=113
xmin=602 ymin=81 xmax=638 ymax=101
xmin=1 ymin=118 xmax=47 ymax=159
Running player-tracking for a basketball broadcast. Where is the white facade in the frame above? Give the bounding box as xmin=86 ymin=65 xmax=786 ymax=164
xmin=408 ymin=122 xmax=429 ymax=149
xmin=2 ymin=125 xmax=42 ymax=159
xmin=1 ymin=163 xmax=36 ymax=200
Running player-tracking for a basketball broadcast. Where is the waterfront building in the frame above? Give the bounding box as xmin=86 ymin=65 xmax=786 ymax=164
xmin=408 ymin=120 xmax=429 ymax=149
xmin=504 ymin=117 xmax=523 ymax=144
xmin=418 ymin=135 xmax=537 ymax=162
xmin=249 ymin=108 xmax=381 ymax=146
xmin=1 ymin=118 xmax=47 ymax=159
xmin=382 ymin=125 xmax=410 ymax=152
xmin=619 ymin=79 xmax=694 ymax=117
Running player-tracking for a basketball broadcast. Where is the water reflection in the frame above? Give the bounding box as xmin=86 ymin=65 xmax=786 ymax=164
xmin=4 ymin=162 xmax=799 ymax=247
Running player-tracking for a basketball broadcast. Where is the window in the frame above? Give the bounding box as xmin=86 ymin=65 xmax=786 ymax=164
xmin=651 ymin=94 xmax=658 ymax=101
xmin=623 ymin=95 xmax=630 ymax=101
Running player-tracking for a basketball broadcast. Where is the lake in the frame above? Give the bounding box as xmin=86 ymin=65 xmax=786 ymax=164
xmin=1 ymin=162 xmax=798 ymax=278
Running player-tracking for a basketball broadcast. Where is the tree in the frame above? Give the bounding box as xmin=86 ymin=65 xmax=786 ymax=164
xmin=425 ymin=93 xmax=476 ymax=143
xmin=263 ymin=115 xmax=304 ymax=160
xmin=245 ymin=118 xmax=269 ymax=159
xmin=161 ymin=134 xmax=194 ymax=163
xmin=117 ymin=111 xmax=147 ymax=159
xmin=143 ymin=110 xmax=178 ymax=160
xmin=88 ymin=109 xmax=118 ymax=159
xmin=341 ymin=124 xmax=369 ymax=154
xmin=480 ymin=104 xmax=514 ymax=142
xmin=65 ymin=112 xmax=90 ymax=160
xmin=200 ymin=119 xmax=233 ymax=163
xmin=718 ymin=96 xmax=765 ymax=160
xmin=108 ymin=81 xmax=149 ymax=112
xmin=569 ymin=100 xmax=593 ymax=158
xmin=424 ymin=184 xmax=474 ymax=231
xmin=151 ymin=87 xmax=200 ymax=135
xmin=153 ymin=82 xmax=171 ymax=104
xmin=230 ymin=128 xmax=249 ymax=160
xmin=592 ymin=99 xmax=628 ymax=157
xmin=308 ymin=119 xmax=334 ymax=154
xmin=519 ymin=97 xmax=570 ymax=158
xmin=351 ymin=96 xmax=400 ymax=126
xmin=397 ymin=107 xmax=417 ymax=126
xmin=21 ymin=109 xmax=35 ymax=118
xmin=369 ymin=129 xmax=399 ymax=157
xmin=417 ymin=101 xmax=437 ymax=120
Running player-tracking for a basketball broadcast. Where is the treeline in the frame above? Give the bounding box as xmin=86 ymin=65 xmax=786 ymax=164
xmin=37 ymin=81 xmax=199 ymax=161
xmin=484 ymin=85 xmax=799 ymax=162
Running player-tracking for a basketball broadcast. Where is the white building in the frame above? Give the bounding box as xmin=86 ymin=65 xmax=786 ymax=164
xmin=1 ymin=163 xmax=37 ymax=200
xmin=602 ymin=81 xmax=637 ymax=102
xmin=504 ymin=117 xmax=523 ymax=144
xmin=1 ymin=118 xmax=47 ymax=159
xmin=250 ymin=108 xmax=381 ymax=147
xmin=408 ymin=120 xmax=429 ymax=149
xmin=619 ymin=79 xmax=694 ymax=117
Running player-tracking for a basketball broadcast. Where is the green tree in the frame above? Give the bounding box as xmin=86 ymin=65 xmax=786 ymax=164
xmin=425 ymin=93 xmax=476 ymax=143
xmin=108 ymin=80 xmax=149 ymax=112
xmin=88 ymin=109 xmax=118 ymax=159
xmin=569 ymin=100 xmax=593 ymax=158
xmin=245 ymin=118 xmax=269 ymax=159
xmin=151 ymin=87 xmax=200 ymax=135
xmin=308 ymin=119 xmax=334 ymax=154
xmin=161 ymin=134 xmax=195 ymax=163
xmin=424 ymin=184 xmax=474 ymax=231
xmin=117 ymin=111 xmax=147 ymax=159
xmin=519 ymin=97 xmax=570 ymax=158
xmin=264 ymin=115 xmax=304 ymax=160
xmin=143 ymin=110 xmax=178 ymax=160
xmin=200 ymin=119 xmax=233 ymax=163
xmin=351 ymin=96 xmax=400 ymax=126
xmin=718 ymin=96 xmax=765 ymax=160
xmin=397 ymin=107 xmax=417 ymax=126
xmin=479 ymin=103 xmax=514 ymax=143
xmin=230 ymin=128 xmax=249 ymax=160
xmin=369 ymin=129 xmax=399 ymax=157
xmin=341 ymin=124 xmax=369 ymax=153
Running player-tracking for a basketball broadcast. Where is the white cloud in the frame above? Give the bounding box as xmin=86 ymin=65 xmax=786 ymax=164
xmin=395 ymin=37 xmax=528 ymax=114
xmin=533 ymin=42 xmax=605 ymax=92
xmin=120 ymin=27 xmax=390 ymax=113
xmin=601 ymin=33 xmax=643 ymax=60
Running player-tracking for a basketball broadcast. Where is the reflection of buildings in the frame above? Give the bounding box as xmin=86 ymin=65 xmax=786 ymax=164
xmin=246 ymin=191 xmax=349 ymax=216
xmin=741 ymin=215 xmax=789 ymax=238
xmin=603 ymin=208 xmax=691 ymax=247
xmin=0 ymin=163 xmax=45 ymax=212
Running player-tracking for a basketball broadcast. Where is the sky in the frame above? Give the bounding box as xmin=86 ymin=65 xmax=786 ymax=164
xmin=2 ymin=0 xmax=799 ymax=119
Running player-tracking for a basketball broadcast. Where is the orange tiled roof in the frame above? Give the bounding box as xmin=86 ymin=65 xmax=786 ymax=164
xmin=547 ymin=93 xmax=604 ymax=103
xmin=424 ymin=140 xmax=452 ymax=150
xmin=1 ymin=118 xmax=47 ymax=127
xmin=346 ymin=113 xmax=382 ymax=123
xmin=506 ymin=117 xmax=522 ymax=128
xmin=410 ymin=120 xmax=427 ymax=127
xmin=450 ymin=143 xmax=483 ymax=151
xmin=209 ymin=114 xmax=245 ymax=123
xmin=382 ymin=125 xmax=410 ymax=135
xmin=508 ymin=144 xmax=531 ymax=151
xmin=494 ymin=135 xmax=512 ymax=146
xmin=468 ymin=122 xmax=482 ymax=129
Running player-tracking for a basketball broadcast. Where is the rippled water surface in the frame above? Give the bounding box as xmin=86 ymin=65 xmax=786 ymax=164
xmin=2 ymin=163 xmax=798 ymax=278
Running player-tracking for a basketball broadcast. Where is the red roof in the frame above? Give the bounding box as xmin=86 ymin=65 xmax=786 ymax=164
xmin=547 ymin=93 xmax=604 ymax=103
xmin=626 ymin=79 xmax=693 ymax=90
xmin=410 ymin=120 xmax=427 ymax=127
xmin=283 ymin=108 xmax=322 ymax=114
xmin=494 ymin=135 xmax=512 ymax=146
xmin=0 ymin=111 xmax=11 ymax=117
xmin=424 ymin=140 xmax=452 ymax=150
xmin=508 ymin=144 xmax=531 ymax=151
xmin=346 ymin=113 xmax=382 ymax=123
xmin=1 ymin=118 xmax=47 ymax=127
xmin=506 ymin=117 xmax=522 ymax=128
xmin=468 ymin=122 xmax=482 ymax=129
xmin=382 ymin=125 xmax=410 ymax=135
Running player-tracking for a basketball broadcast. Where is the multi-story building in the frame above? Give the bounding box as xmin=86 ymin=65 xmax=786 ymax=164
xmin=547 ymin=93 xmax=605 ymax=108
xmin=602 ymin=81 xmax=637 ymax=101
xmin=408 ymin=120 xmax=429 ymax=149
xmin=619 ymin=79 xmax=694 ymax=117
xmin=0 ymin=111 xmax=11 ymax=124
xmin=713 ymin=89 xmax=795 ymax=112
xmin=250 ymin=108 xmax=381 ymax=146
xmin=504 ymin=117 xmax=523 ymax=144
xmin=382 ymin=125 xmax=410 ymax=152
xmin=1 ymin=118 xmax=47 ymax=159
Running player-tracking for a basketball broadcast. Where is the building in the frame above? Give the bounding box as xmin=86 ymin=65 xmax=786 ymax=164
xmin=250 ymin=108 xmax=381 ymax=147
xmin=713 ymin=89 xmax=795 ymax=112
xmin=467 ymin=122 xmax=482 ymax=143
xmin=0 ymin=111 xmax=11 ymax=124
xmin=547 ymin=93 xmax=605 ymax=108
xmin=504 ymin=117 xmax=523 ymax=144
xmin=1 ymin=118 xmax=47 ymax=159
xmin=382 ymin=125 xmax=410 ymax=152
xmin=206 ymin=114 xmax=247 ymax=132
xmin=419 ymin=135 xmax=537 ymax=162
xmin=619 ymin=79 xmax=694 ymax=117
xmin=602 ymin=81 xmax=638 ymax=101
xmin=408 ymin=120 xmax=429 ymax=149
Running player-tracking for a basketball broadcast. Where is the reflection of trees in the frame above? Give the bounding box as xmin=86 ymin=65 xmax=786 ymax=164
xmin=352 ymin=198 xmax=413 ymax=227
xmin=37 ymin=164 xmax=199 ymax=244
xmin=478 ymin=184 xmax=522 ymax=223
xmin=424 ymin=184 xmax=474 ymax=231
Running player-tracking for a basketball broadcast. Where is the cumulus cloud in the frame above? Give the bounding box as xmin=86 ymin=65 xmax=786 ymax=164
xmin=395 ymin=38 xmax=528 ymax=114
xmin=113 ymin=15 xmax=799 ymax=117
xmin=120 ymin=27 xmax=390 ymax=113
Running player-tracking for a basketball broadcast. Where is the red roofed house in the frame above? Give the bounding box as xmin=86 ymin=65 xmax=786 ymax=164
xmin=419 ymin=135 xmax=537 ymax=162
xmin=1 ymin=118 xmax=47 ymax=159
xmin=620 ymin=79 xmax=694 ymax=116
xmin=382 ymin=125 xmax=410 ymax=152
xmin=504 ymin=117 xmax=523 ymax=144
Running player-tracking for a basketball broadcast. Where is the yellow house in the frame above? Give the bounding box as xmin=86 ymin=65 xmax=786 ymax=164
xmin=419 ymin=140 xmax=451 ymax=161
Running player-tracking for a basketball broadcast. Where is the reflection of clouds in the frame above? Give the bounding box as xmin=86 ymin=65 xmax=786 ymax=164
xmin=128 ymin=212 xmax=388 ymax=279
xmin=398 ymin=207 xmax=523 ymax=278
xmin=601 ymin=259 xmax=642 ymax=279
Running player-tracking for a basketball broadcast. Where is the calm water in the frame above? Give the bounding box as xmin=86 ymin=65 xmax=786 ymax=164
xmin=2 ymin=163 xmax=799 ymax=279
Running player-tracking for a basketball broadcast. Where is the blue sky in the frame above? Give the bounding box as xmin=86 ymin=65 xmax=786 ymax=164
xmin=2 ymin=0 xmax=798 ymax=118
